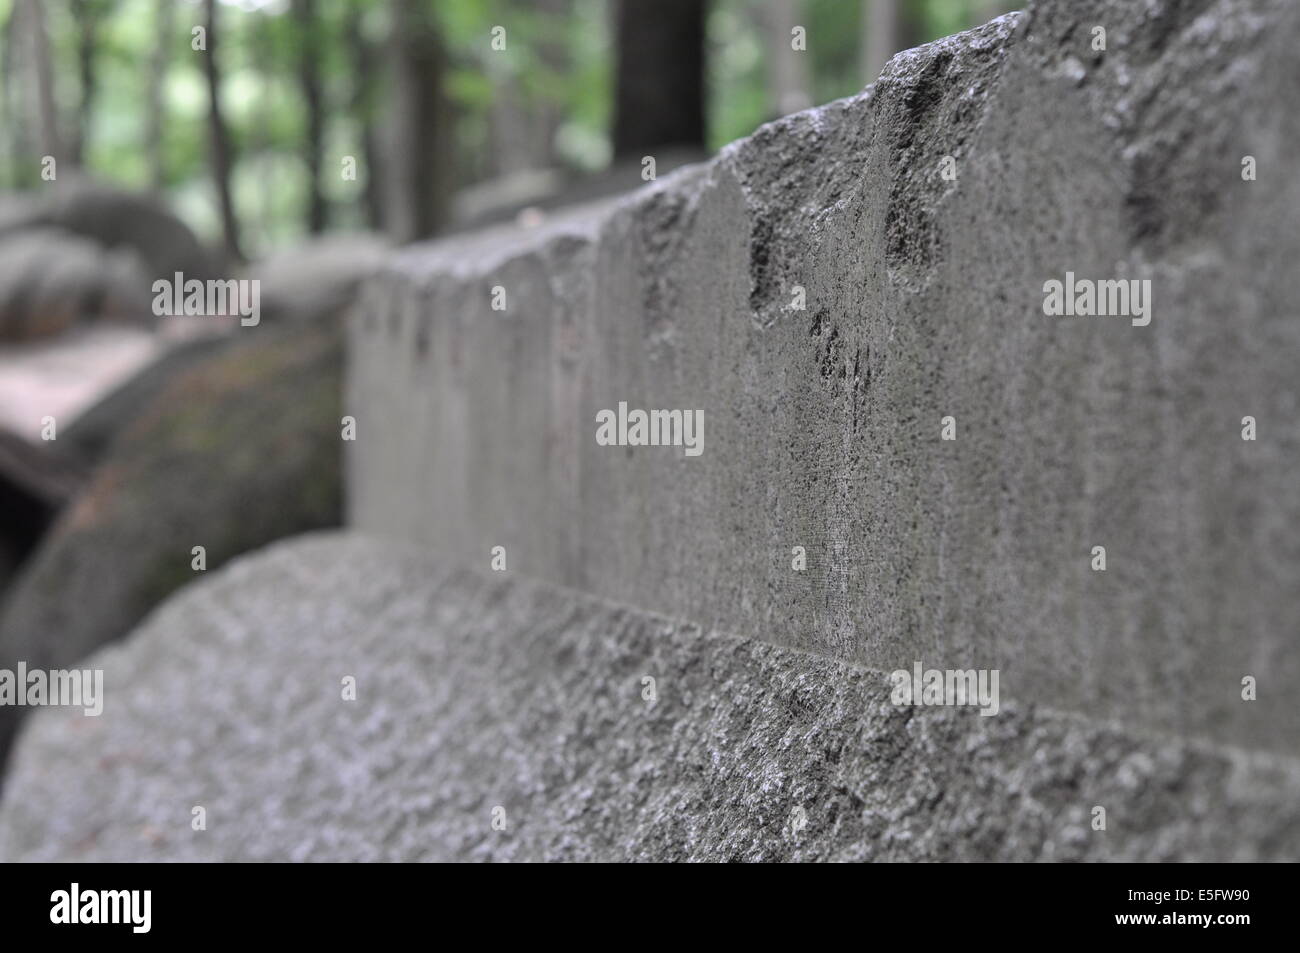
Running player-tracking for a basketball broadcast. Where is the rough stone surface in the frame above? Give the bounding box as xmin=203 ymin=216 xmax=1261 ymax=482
xmin=348 ymin=0 xmax=1300 ymax=757
xmin=0 ymin=429 xmax=86 ymax=597
xmin=0 ymin=321 xmax=342 ymax=770
xmin=1 ymin=533 xmax=1296 ymax=862
xmin=0 ymin=180 xmax=216 ymax=280
xmin=61 ymin=334 xmax=233 ymax=463
xmin=0 ymin=227 xmax=153 ymax=341
xmin=253 ymin=234 xmax=390 ymax=325
xmin=5 ymin=0 xmax=1297 ymax=862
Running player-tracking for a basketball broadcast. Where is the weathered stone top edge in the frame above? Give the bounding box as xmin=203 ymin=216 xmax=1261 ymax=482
xmin=367 ymin=9 xmax=1028 ymax=292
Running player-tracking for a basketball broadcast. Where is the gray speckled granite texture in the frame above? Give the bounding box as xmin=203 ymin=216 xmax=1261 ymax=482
xmin=4 ymin=0 xmax=1299 ymax=861
xmin=346 ymin=0 xmax=1300 ymax=758
xmin=2 ymin=534 xmax=1296 ymax=861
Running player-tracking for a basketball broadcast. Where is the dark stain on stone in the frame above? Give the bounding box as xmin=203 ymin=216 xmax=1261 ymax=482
xmin=748 ymin=213 xmax=777 ymax=313
xmin=1138 ymin=0 xmax=1217 ymax=59
xmin=818 ymin=322 xmax=842 ymax=380
xmin=810 ymin=308 xmax=827 ymax=337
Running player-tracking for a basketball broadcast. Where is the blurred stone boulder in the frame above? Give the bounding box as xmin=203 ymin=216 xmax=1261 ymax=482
xmin=0 ymin=319 xmax=343 ymax=770
xmin=0 ymin=429 xmax=86 ymax=596
xmin=0 ymin=227 xmax=153 ymax=342
xmin=253 ymin=234 xmax=388 ymax=324
xmin=0 ymin=181 xmax=217 ymax=280
xmin=0 ymin=194 xmax=39 ymax=229
xmin=447 ymin=148 xmax=709 ymax=234
xmin=61 ymin=334 xmax=232 ymax=464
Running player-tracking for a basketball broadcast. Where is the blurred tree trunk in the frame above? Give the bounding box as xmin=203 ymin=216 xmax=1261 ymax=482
xmin=487 ymin=78 xmax=536 ymax=178
xmin=248 ymin=12 xmax=275 ymax=247
xmin=385 ymin=0 xmax=451 ymax=242
xmin=293 ymin=0 xmax=327 ymax=233
xmin=69 ymin=0 xmax=115 ymax=168
xmin=487 ymin=0 xmax=568 ymax=177
xmin=862 ymin=0 xmax=896 ymax=83
xmin=346 ymin=5 xmax=384 ymax=230
xmin=18 ymin=0 xmax=63 ymax=169
xmin=612 ymin=0 xmax=705 ymax=158
xmin=1 ymin=8 xmax=29 ymax=187
xmin=145 ymin=0 xmax=176 ymax=190
xmin=531 ymin=0 xmax=569 ymax=168
xmin=765 ymin=0 xmax=811 ymax=118
xmin=862 ymin=0 xmax=924 ymax=84
xmin=203 ymin=0 xmax=243 ymax=263
xmin=971 ymin=0 xmax=1017 ymax=26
